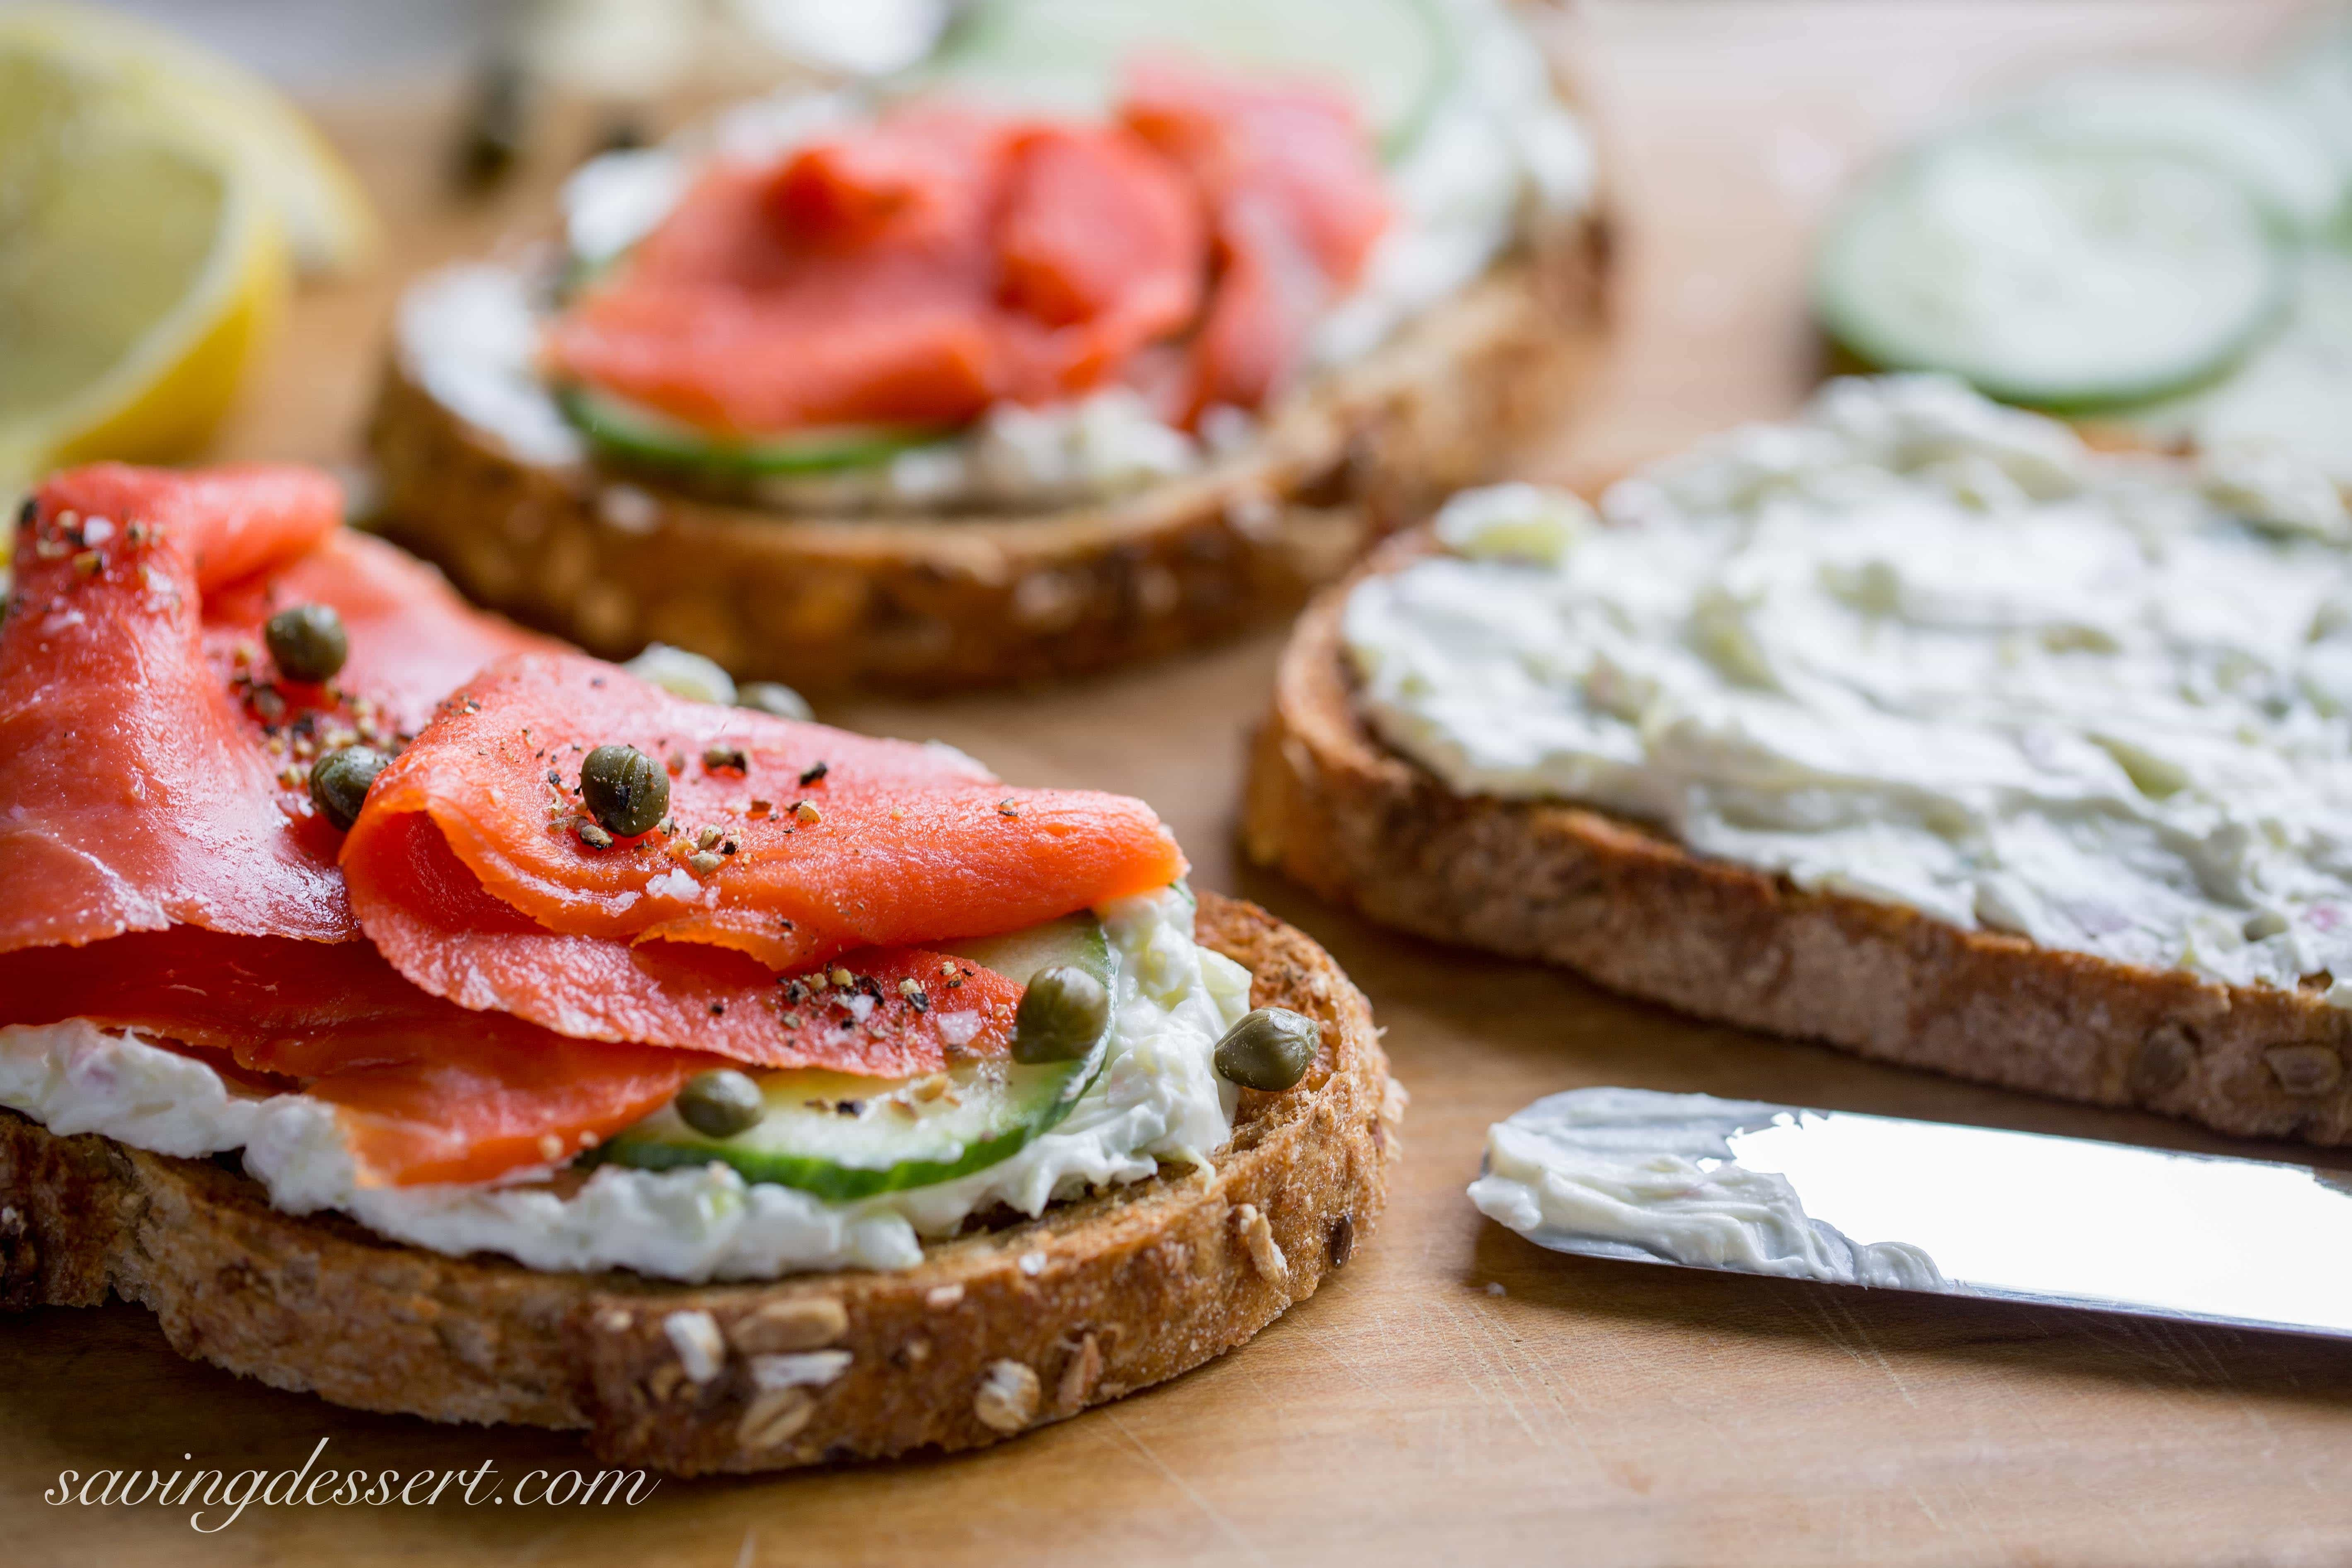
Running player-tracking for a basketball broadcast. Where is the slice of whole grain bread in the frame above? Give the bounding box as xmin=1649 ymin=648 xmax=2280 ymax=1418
xmin=1241 ymin=532 xmax=2352 ymax=1146
xmin=0 ymin=893 xmax=1396 ymax=1476
xmin=365 ymin=215 xmax=1611 ymax=694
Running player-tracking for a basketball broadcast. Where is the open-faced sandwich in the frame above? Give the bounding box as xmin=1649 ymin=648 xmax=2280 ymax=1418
xmin=1246 ymin=373 xmax=2352 ymax=1145
xmin=368 ymin=0 xmax=1606 ymax=691
xmin=0 ymin=464 xmax=1394 ymax=1474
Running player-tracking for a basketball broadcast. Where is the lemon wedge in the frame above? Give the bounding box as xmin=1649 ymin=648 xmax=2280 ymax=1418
xmin=0 ymin=5 xmax=377 ymax=278
xmin=0 ymin=38 xmax=291 ymax=497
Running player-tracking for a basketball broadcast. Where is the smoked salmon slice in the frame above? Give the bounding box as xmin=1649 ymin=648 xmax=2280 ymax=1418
xmin=0 ymin=466 xmax=623 ymax=1186
xmin=340 ymin=651 xmax=1183 ymax=1062
xmin=1124 ymin=61 xmax=1391 ymax=421
xmin=545 ymin=106 xmax=1205 ymax=436
xmin=547 ymin=69 xmax=1390 ymax=440
xmin=0 ymin=924 xmax=707 ymax=1187
xmin=0 ymin=465 xmax=544 ymax=953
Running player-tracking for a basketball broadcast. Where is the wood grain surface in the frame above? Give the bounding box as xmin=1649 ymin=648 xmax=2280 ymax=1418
xmin=8 ymin=5 xmax=2349 ymax=1565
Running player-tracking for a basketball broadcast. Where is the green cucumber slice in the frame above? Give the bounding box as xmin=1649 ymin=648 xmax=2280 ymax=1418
xmin=941 ymin=909 xmax=1111 ymax=989
xmin=556 ymin=385 xmax=943 ymax=477
xmin=2003 ymin=68 xmax=2343 ymax=235
xmin=908 ymin=0 xmax=1455 ymax=161
xmin=1817 ymin=134 xmax=2293 ymax=409
xmin=603 ymin=911 xmax=1115 ymax=1198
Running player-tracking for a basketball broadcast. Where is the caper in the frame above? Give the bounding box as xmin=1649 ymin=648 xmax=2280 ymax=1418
xmin=1213 ymin=1008 xmax=1319 ymax=1092
xmin=738 ymin=681 xmax=813 ymax=722
xmin=676 ymin=1068 xmax=765 ymax=1138
xmin=1011 ymin=964 xmax=1111 ymax=1064
xmin=309 ymin=744 xmax=387 ymax=831
xmin=264 ymin=603 xmax=349 ymax=683
xmin=579 ymin=743 xmax=669 ymax=838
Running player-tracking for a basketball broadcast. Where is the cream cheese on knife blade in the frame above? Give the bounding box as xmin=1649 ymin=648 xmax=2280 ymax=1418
xmin=1471 ymin=1089 xmax=1944 ymax=1290
xmin=1476 ymin=1087 xmax=2352 ymax=1336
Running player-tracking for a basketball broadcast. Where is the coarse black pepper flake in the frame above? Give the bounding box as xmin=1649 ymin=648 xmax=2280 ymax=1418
xmin=997 ymin=799 xmax=1020 ymax=818
xmin=798 ymin=760 xmax=828 ymax=787
xmin=17 ymin=497 xmax=36 ymax=529
xmin=703 ymin=743 xmax=748 ymax=773
xmin=709 ymin=1001 xmax=726 ymax=1016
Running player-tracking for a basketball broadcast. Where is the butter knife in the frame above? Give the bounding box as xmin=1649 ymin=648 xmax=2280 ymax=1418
xmin=1472 ymin=1088 xmax=2352 ymax=1338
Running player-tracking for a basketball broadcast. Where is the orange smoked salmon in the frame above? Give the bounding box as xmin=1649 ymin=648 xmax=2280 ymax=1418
xmin=0 ymin=466 xmax=671 ymax=1186
xmin=545 ymin=107 xmax=1205 ymax=436
xmin=341 ymin=651 xmax=1183 ymax=1063
xmin=0 ymin=465 xmax=543 ymax=953
xmin=544 ymin=65 xmax=1388 ymax=437
xmin=1123 ymin=62 xmax=1391 ymax=422
xmin=0 ymin=926 xmax=706 ymax=1186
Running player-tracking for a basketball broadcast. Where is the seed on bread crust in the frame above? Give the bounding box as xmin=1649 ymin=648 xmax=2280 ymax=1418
xmin=973 ymin=1360 xmax=1040 ymax=1434
xmin=1234 ymin=1203 xmax=1288 ymax=1287
xmin=664 ymin=1309 xmax=726 ymax=1384
xmin=727 ymin=1298 xmax=848 ymax=1354
xmin=738 ymin=1387 xmax=815 ymax=1452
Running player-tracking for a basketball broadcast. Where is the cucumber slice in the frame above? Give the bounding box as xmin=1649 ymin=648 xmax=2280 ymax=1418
xmin=941 ymin=909 xmax=1111 ymax=989
xmin=600 ymin=1053 xmax=1102 ymax=1200
xmin=556 ymin=385 xmax=942 ymax=477
xmin=909 ymin=0 xmax=1454 ymax=160
xmin=2003 ymin=69 xmax=2344 ymax=235
xmin=1817 ymin=134 xmax=2292 ymax=409
xmin=603 ymin=911 xmax=1115 ymax=1198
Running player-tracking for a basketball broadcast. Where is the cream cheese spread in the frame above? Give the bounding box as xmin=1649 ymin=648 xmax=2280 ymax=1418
xmin=0 ymin=888 xmax=1250 ymax=1282
xmin=1470 ymin=1088 xmax=1944 ymax=1290
xmin=1346 ymin=375 xmax=2352 ymax=1000
xmin=393 ymin=0 xmax=1591 ymax=513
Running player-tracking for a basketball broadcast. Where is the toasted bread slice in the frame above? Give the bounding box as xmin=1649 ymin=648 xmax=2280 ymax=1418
xmin=1242 ymin=533 xmax=2352 ymax=1146
xmin=364 ymin=215 xmax=1610 ymax=694
xmin=0 ymin=893 xmax=1395 ymax=1475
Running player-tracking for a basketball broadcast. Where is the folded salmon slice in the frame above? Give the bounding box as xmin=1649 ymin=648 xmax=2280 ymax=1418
xmin=341 ymin=651 xmax=1181 ymax=1065
xmin=1124 ymin=61 xmax=1391 ymax=422
xmin=0 ymin=466 xmax=673 ymax=1187
xmin=0 ymin=924 xmax=707 ymax=1186
xmin=545 ymin=106 xmax=1206 ymax=435
xmin=0 ymin=465 xmax=545 ymax=953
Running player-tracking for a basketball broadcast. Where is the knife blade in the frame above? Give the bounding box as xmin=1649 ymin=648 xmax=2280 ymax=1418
xmin=1471 ymin=1087 xmax=2352 ymax=1339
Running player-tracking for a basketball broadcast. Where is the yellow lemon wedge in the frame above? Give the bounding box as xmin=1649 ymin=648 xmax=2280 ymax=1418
xmin=0 ymin=4 xmax=377 ymax=278
xmin=0 ymin=29 xmax=292 ymax=509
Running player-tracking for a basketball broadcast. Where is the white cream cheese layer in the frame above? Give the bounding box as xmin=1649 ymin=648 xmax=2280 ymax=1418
xmin=0 ymin=888 xmax=1250 ymax=1282
xmin=394 ymin=0 xmax=1590 ymax=513
xmin=1346 ymin=375 xmax=2352 ymax=1000
xmin=1470 ymin=1088 xmax=1943 ymax=1291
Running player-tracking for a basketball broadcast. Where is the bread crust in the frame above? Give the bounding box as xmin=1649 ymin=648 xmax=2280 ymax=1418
xmin=0 ymin=893 xmax=1395 ymax=1474
xmin=365 ymin=215 xmax=1611 ymax=692
xmin=1242 ymin=532 xmax=2352 ymax=1145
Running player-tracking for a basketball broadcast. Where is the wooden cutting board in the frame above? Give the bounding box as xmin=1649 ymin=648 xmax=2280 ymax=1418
xmin=8 ymin=5 xmax=2348 ymax=1565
